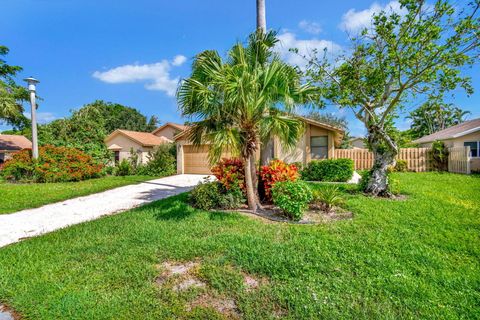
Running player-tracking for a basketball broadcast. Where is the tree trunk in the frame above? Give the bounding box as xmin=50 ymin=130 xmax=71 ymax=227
xmin=250 ymin=154 xmax=258 ymax=196
xmin=364 ymin=128 xmax=398 ymax=197
xmin=244 ymin=154 xmax=258 ymax=212
xmin=256 ymin=0 xmax=266 ymax=32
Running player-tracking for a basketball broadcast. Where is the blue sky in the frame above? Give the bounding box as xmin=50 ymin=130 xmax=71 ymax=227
xmin=1 ymin=0 xmax=479 ymax=136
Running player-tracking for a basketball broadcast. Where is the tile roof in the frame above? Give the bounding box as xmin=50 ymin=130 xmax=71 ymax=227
xmin=0 ymin=134 xmax=32 ymax=151
xmin=413 ymin=118 xmax=480 ymax=144
xmin=151 ymin=122 xmax=189 ymax=135
xmin=106 ymin=129 xmax=172 ymax=146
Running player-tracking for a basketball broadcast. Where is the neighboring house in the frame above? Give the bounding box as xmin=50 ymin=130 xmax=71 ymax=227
xmin=104 ymin=129 xmax=172 ymax=164
xmin=413 ymin=118 xmax=480 ymax=171
xmin=151 ymin=122 xmax=189 ymax=141
xmin=0 ymin=134 xmax=32 ymax=163
xmin=104 ymin=122 xmax=188 ymax=164
xmin=348 ymin=137 xmax=367 ymax=149
xmin=175 ymin=116 xmax=344 ymax=174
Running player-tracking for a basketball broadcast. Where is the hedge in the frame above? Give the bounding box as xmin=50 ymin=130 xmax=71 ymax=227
xmin=301 ymin=158 xmax=354 ymax=182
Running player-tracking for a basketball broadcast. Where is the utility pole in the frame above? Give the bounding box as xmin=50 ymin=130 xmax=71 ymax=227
xmin=23 ymin=77 xmax=40 ymax=159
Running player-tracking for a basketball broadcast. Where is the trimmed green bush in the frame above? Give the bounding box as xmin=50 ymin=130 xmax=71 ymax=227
xmin=272 ymin=180 xmax=312 ymax=221
xmin=301 ymin=158 xmax=354 ymax=182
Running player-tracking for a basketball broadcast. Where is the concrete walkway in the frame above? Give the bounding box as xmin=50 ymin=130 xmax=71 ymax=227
xmin=0 ymin=174 xmax=209 ymax=248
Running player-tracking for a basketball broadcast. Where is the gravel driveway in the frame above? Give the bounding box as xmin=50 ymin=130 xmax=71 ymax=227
xmin=0 ymin=174 xmax=209 ymax=248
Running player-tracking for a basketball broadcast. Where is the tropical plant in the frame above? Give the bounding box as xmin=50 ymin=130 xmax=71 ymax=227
xmin=311 ymin=186 xmax=344 ymax=213
xmin=408 ymin=100 xmax=470 ymax=139
xmin=259 ymin=159 xmax=299 ymax=202
xmin=189 ymin=178 xmax=245 ymax=210
xmin=272 ymin=180 xmax=312 ymax=221
xmin=0 ymin=46 xmax=29 ymax=125
xmin=305 ymin=0 xmax=479 ymax=196
xmin=115 ymin=159 xmax=133 ymax=176
xmin=1 ymin=145 xmax=103 ymax=182
xmin=431 ymin=140 xmax=449 ymax=171
xmin=211 ymin=158 xmax=246 ymax=193
xmin=177 ymin=30 xmax=316 ymax=212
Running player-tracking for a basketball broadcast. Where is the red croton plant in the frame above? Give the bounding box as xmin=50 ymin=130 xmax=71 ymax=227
xmin=260 ymin=159 xmax=299 ymax=201
xmin=211 ymin=158 xmax=246 ymax=193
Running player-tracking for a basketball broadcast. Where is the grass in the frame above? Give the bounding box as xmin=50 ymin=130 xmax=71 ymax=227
xmin=0 ymin=175 xmax=155 ymax=214
xmin=0 ymin=172 xmax=478 ymax=319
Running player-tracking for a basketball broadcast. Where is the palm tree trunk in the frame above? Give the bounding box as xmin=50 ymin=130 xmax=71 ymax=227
xmin=244 ymin=154 xmax=257 ymax=212
xmin=256 ymin=0 xmax=266 ymax=32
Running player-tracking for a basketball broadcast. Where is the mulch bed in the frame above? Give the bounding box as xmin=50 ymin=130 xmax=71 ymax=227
xmin=221 ymin=205 xmax=353 ymax=224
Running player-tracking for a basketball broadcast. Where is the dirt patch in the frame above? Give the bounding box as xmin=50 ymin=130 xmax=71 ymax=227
xmin=155 ymin=260 xmax=201 ymax=287
xmin=186 ymin=294 xmax=241 ymax=319
xmin=173 ymin=278 xmax=206 ymax=292
xmin=0 ymin=304 xmax=21 ymax=320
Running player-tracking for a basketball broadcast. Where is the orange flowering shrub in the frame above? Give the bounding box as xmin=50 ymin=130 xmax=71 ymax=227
xmin=1 ymin=145 xmax=103 ymax=182
xmin=211 ymin=158 xmax=246 ymax=193
xmin=260 ymin=159 xmax=299 ymax=201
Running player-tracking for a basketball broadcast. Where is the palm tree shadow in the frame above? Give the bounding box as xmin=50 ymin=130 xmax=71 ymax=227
xmin=152 ymin=194 xmax=197 ymax=221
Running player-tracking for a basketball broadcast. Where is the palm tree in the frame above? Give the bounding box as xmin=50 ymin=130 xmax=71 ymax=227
xmin=177 ymin=31 xmax=315 ymax=212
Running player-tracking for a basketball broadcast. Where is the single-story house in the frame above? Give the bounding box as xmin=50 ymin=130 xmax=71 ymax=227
xmin=0 ymin=134 xmax=32 ymax=163
xmin=175 ymin=117 xmax=344 ymax=174
xmin=348 ymin=137 xmax=367 ymax=149
xmin=151 ymin=122 xmax=189 ymax=141
xmin=413 ymin=118 xmax=480 ymax=171
xmin=104 ymin=129 xmax=172 ymax=164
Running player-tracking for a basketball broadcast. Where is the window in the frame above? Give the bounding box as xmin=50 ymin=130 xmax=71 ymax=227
xmin=114 ymin=151 xmax=120 ymax=163
xmin=464 ymin=141 xmax=479 ymax=157
xmin=311 ymin=136 xmax=328 ymax=159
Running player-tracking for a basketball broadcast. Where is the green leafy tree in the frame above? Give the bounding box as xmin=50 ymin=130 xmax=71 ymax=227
xmin=0 ymin=46 xmax=29 ymax=125
xmin=38 ymin=101 xmax=157 ymax=162
xmin=306 ymin=0 xmax=479 ymax=196
xmin=408 ymin=100 xmax=470 ymax=139
xmin=177 ymin=30 xmax=316 ymax=211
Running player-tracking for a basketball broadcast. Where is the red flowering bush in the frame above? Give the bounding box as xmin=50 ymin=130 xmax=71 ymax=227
xmin=260 ymin=159 xmax=299 ymax=201
xmin=1 ymin=145 xmax=103 ymax=182
xmin=211 ymin=158 xmax=246 ymax=193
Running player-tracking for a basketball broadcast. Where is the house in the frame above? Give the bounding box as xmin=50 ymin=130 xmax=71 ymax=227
xmin=348 ymin=137 xmax=367 ymax=149
xmin=175 ymin=116 xmax=344 ymax=174
xmin=0 ymin=134 xmax=32 ymax=163
xmin=104 ymin=122 xmax=188 ymax=164
xmin=413 ymin=118 xmax=480 ymax=171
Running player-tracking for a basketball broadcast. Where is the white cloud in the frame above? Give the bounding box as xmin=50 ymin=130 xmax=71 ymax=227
xmin=298 ymin=20 xmax=322 ymax=35
xmin=172 ymin=55 xmax=187 ymax=66
xmin=24 ymin=112 xmax=57 ymax=124
xmin=340 ymin=1 xmax=405 ymax=32
xmin=275 ymin=31 xmax=341 ymax=68
xmin=92 ymin=55 xmax=186 ymax=96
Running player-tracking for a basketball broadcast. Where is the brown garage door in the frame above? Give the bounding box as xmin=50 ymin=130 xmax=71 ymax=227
xmin=183 ymin=145 xmax=214 ymax=174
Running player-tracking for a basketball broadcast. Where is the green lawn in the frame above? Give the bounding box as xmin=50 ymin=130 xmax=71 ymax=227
xmin=0 ymin=176 xmax=155 ymax=214
xmin=0 ymin=173 xmax=478 ymax=319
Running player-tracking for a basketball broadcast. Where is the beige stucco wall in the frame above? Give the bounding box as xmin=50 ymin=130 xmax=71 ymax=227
xmin=351 ymin=138 xmax=366 ymax=149
xmin=273 ymin=124 xmax=336 ymax=165
xmin=105 ymin=134 xmax=153 ymax=165
xmin=153 ymin=126 xmax=180 ymax=140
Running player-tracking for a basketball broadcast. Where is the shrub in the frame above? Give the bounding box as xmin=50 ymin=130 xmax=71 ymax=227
xmin=431 ymin=140 xmax=449 ymax=171
xmin=189 ymin=179 xmax=245 ymax=210
xmin=115 ymin=159 xmax=133 ymax=176
xmin=272 ymin=180 xmax=312 ymax=221
xmin=136 ymin=144 xmax=176 ymax=176
xmin=301 ymin=158 xmax=354 ymax=182
xmin=311 ymin=186 xmax=344 ymax=213
xmin=1 ymin=145 xmax=103 ymax=183
xmin=211 ymin=158 xmax=245 ymax=193
xmin=260 ymin=159 xmax=299 ymax=201
xmin=189 ymin=180 xmax=222 ymax=210
xmin=394 ymin=159 xmax=408 ymax=172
